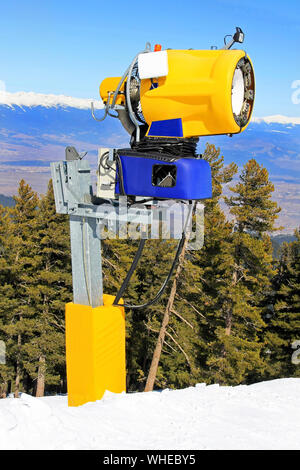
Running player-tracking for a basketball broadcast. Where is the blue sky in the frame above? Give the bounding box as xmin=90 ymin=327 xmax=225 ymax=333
xmin=0 ymin=0 xmax=299 ymax=117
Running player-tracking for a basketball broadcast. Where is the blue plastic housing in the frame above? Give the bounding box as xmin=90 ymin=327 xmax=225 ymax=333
xmin=148 ymin=118 xmax=184 ymax=138
xmin=115 ymin=153 xmax=212 ymax=200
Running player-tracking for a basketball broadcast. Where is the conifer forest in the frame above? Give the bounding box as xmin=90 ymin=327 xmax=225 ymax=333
xmin=0 ymin=144 xmax=299 ymax=398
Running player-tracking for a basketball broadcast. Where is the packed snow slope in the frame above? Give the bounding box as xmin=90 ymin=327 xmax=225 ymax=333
xmin=0 ymin=378 xmax=299 ymax=450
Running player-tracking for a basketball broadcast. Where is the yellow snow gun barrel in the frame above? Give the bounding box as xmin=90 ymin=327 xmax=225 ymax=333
xmin=99 ymin=44 xmax=255 ymax=140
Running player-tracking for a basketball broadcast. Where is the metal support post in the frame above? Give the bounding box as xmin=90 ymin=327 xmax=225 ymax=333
xmin=70 ymin=215 xmax=103 ymax=307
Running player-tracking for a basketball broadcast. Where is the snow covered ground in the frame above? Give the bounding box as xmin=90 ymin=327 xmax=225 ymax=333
xmin=0 ymin=378 xmax=299 ymax=450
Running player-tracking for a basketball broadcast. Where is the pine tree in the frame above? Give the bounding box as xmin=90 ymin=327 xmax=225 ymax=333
xmin=264 ymin=229 xmax=300 ymax=378
xmin=185 ymin=144 xmax=239 ymax=384
xmin=0 ymin=180 xmax=72 ymax=397
xmin=22 ymin=180 xmax=72 ymax=396
xmin=207 ymin=159 xmax=281 ymax=384
xmin=227 ymin=159 xmax=281 ymax=234
xmin=184 ymin=156 xmax=281 ymax=386
xmin=143 ymin=144 xmax=238 ymax=390
xmin=0 ymin=204 xmax=16 ymax=397
xmin=0 ymin=180 xmax=40 ymax=397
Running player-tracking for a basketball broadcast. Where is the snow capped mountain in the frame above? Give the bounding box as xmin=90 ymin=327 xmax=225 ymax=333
xmin=0 ymin=90 xmax=104 ymax=110
xmin=252 ymin=115 xmax=300 ymax=126
xmin=0 ymin=91 xmax=300 ymax=232
xmin=0 ymin=91 xmax=128 ymax=196
xmin=0 ymin=94 xmax=299 ymax=181
xmin=199 ymin=118 xmax=300 ymax=183
xmin=0 ymin=91 xmax=128 ymax=167
xmin=2 ymin=91 xmax=300 ymax=124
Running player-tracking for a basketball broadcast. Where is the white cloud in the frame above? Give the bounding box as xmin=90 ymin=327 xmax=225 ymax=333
xmin=0 ymin=91 xmax=104 ymax=110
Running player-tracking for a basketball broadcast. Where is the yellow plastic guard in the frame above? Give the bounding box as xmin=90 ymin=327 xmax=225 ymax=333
xmin=65 ymin=294 xmax=126 ymax=407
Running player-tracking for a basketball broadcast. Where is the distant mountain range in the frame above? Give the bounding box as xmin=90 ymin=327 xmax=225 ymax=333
xmin=200 ymin=116 xmax=300 ymax=184
xmin=0 ymin=92 xmax=128 ymax=168
xmin=0 ymin=194 xmax=14 ymax=207
xmin=0 ymin=91 xmax=299 ymax=232
xmin=271 ymin=233 xmax=297 ymax=258
xmin=1 ymin=92 xmax=299 ymax=180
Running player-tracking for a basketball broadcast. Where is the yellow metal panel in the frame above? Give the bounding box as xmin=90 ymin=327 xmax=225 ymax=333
xmin=140 ymin=49 xmax=254 ymax=138
xmin=99 ymin=77 xmax=125 ymax=106
xmin=65 ymin=294 xmax=126 ymax=407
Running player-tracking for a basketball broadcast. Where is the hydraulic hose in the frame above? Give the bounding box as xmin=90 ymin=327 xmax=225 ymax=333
xmin=113 ymin=202 xmax=194 ymax=310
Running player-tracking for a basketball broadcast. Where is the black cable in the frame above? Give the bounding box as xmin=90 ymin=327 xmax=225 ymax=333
xmin=224 ymin=34 xmax=233 ymax=46
xmin=113 ymin=232 xmax=186 ymax=310
xmin=113 ymin=201 xmax=193 ymax=309
xmin=113 ymin=238 xmax=147 ymax=306
xmin=99 ymin=151 xmax=118 ymax=174
xmin=114 ymin=153 xmax=126 ymax=196
xmin=131 ymin=137 xmax=199 ymax=158
xmin=130 ymin=198 xmax=155 ymax=205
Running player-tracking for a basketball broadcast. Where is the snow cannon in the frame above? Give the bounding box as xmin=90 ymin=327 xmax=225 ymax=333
xmin=99 ymin=49 xmax=255 ymax=140
xmin=50 ymin=28 xmax=255 ymax=407
xmin=93 ymin=27 xmax=254 ymax=202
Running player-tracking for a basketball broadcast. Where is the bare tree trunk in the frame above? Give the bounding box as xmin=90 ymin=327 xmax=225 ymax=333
xmin=221 ymin=270 xmax=237 ymax=359
xmin=14 ymin=333 xmax=21 ymax=398
xmin=225 ymin=309 xmax=233 ymax=336
xmin=0 ymin=381 xmax=7 ymax=398
xmin=225 ymin=270 xmax=237 ymax=337
xmin=144 ymin=234 xmax=190 ymax=392
xmin=36 ymin=355 xmax=46 ymax=397
xmin=14 ymin=367 xmax=20 ymax=398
